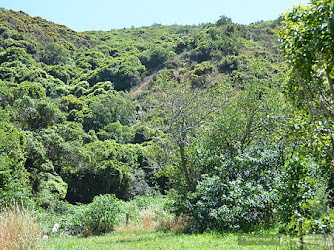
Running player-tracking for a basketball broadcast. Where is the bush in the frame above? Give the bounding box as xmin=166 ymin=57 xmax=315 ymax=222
xmin=64 ymin=194 xmax=120 ymax=236
xmin=170 ymin=144 xmax=282 ymax=231
xmin=0 ymin=205 xmax=43 ymax=249
xmin=84 ymin=194 xmax=120 ymax=235
xmin=37 ymin=194 xmax=176 ymax=236
xmin=188 ymin=175 xmax=275 ymax=231
xmin=277 ymin=156 xmax=330 ymax=236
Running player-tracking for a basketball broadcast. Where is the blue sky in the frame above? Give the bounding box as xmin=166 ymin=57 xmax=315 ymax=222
xmin=0 ymin=0 xmax=309 ymax=31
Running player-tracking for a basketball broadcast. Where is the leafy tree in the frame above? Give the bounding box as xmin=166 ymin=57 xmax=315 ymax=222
xmin=35 ymin=171 xmax=68 ymax=208
xmin=0 ymin=107 xmax=31 ymax=206
xmin=216 ymin=15 xmax=232 ymax=26
xmin=210 ymin=80 xmax=289 ymax=158
xmin=97 ymin=121 xmax=134 ymax=143
xmin=60 ymin=94 xmax=85 ymax=113
xmin=151 ymin=70 xmax=231 ymax=192
xmin=13 ymin=81 xmax=46 ymax=99
xmin=139 ymin=47 xmax=172 ymax=70
xmin=277 ymin=155 xmax=322 ymax=247
xmin=0 ymin=47 xmax=35 ymax=66
xmin=280 ymin=0 xmax=334 ymax=158
xmin=188 ymin=174 xmax=276 ymax=230
xmin=41 ymin=43 xmax=71 ymax=65
xmin=0 ymin=81 xmax=14 ymax=107
xmin=82 ymin=91 xmax=136 ymax=131
xmin=14 ymin=97 xmax=64 ymax=130
xmin=65 ymin=140 xmax=147 ymax=203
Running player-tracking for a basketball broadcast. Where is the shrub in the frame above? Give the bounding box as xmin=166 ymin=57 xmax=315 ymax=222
xmin=171 ymin=143 xmax=282 ymax=231
xmin=83 ymin=194 xmax=120 ymax=235
xmin=277 ymin=156 xmax=330 ymax=237
xmin=188 ymin=175 xmax=275 ymax=231
xmin=0 ymin=205 xmax=43 ymax=249
xmin=64 ymin=194 xmax=120 ymax=236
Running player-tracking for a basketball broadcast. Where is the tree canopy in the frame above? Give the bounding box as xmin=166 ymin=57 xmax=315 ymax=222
xmin=280 ymin=0 xmax=334 ymax=158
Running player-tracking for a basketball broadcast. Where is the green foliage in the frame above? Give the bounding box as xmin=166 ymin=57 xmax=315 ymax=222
xmin=82 ymin=91 xmax=135 ymax=131
xmin=190 ymin=175 xmax=275 ymax=230
xmin=0 ymin=8 xmax=312 ymax=236
xmin=60 ymin=94 xmax=85 ymax=112
xmin=83 ymin=194 xmax=120 ymax=235
xmin=0 ymin=47 xmax=35 ymax=66
xmin=14 ymin=97 xmax=64 ymax=130
xmin=13 ymin=81 xmax=46 ymax=99
xmin=280 ymin=0 xmax=334 ymax=158
xmin=139 ymin=47 xmax=172 ymax=70
xmin=150 ymin=70 xmax=230 ymax=192
xmin=216 ymin=15 xmax=232 ymax=26
xmin=161 ymin=62 xmax=290 ymax=231
xmin=210 ymin=81 xmax=288 ymax=158
xmin=172 ymin=144 xmax=283 ymax=231
xmin=64 ymin=140 xmax=151 ymax=203
xmin=63 ymin=194 xmax=120 ymax=236
xmin=41 ymin=42 xmax=71 ymax=65
xmin=97 ymin=121 xmax=134 ymax=143
xmin=277 ymin=155 xmax=326 ymax=235
xmin=0 ymin=107 xmax=31 ymax=207
xmin=35 ymin=172 xmax=68 ymax=208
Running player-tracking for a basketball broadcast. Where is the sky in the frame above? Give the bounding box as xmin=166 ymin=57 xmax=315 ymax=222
xmin=0 ymin=0 xmax=309 ymax=31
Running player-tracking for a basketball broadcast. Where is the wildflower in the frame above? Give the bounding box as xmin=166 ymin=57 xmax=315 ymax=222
xmin=52 ymin=223 xmax=60 ymax=233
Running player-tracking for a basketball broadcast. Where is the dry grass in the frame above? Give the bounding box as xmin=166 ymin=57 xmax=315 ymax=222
xmin=130 ymin=76 xmax=153 ymax=96
xmin=115 ymin=209 xmax=192 ymax=234
xmin=140 ymin=209 xmax=155 ymax=230
xmin=0 ymin=205 xmax=44 ymax=249
xmin=156 ymin=213 xmax=192 ymax=233
xmin=114 ymin=209 xmax=155 ymax=233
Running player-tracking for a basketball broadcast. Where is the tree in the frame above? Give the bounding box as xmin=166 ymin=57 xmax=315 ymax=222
xmin=41 ymin=43 xmax=70 ymax=66
xmin=151 ymin=70 xmax=231 ymax=192
xmin=280 ymin=0 xmax=334 ymax=158
xmin=209 ymin=80 xmax=288 ymax=159
xmin=177 ymin=73 xmax=290 ymax=230
xmin=82 ymin=91 xmax=136 ymax=132
xmin=216 ymin=15 xmax=232 ymax=26
xmin=0 ymin=107 xmax=31 ymax=206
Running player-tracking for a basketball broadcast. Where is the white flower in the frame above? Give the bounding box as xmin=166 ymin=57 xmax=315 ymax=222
xmin=52 ymin=223 xmax=60 ymax=233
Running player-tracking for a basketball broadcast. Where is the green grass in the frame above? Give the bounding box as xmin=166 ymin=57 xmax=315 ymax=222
xmin=44 ymin=229 xmax=333 ymax=249
xmin=46 ymin=230 xmax=243 ymax=249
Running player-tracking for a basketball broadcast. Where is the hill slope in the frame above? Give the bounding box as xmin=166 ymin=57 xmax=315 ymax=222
xmin=0 ymin=9 xmax=286 ymax=205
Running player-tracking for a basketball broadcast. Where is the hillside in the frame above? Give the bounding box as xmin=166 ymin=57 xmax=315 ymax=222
xmin=0 ymin=8 xmax=288 ymax=205
xmin=2 ymin=1 xmax=334 ymax=245
xmin=0 ymin=9 xmax=284 ymax=91
xmin=9 ymin=4 xmax=327 ymax=230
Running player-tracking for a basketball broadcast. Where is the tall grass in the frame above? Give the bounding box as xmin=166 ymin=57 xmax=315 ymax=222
xmin=0 ymin=205 xmax=43 ymax=249
xmin=114 ymin=195 xmax=192 ymax=233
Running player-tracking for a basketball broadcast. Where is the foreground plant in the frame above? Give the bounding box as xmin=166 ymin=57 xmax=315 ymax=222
xmin=0 ymin=205 xmax=43 ymax=249
xmin=280 ymin=0 xmax=334 ymax=159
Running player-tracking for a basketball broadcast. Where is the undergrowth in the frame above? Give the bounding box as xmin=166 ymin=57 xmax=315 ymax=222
xmin=0 ymin=205 xmax=43 ymax=249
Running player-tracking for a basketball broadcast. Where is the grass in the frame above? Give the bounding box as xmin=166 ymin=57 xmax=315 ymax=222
xmin=44 ymin=228 xmax=334 ymax=249
xmin=0 ymin=205 xmax=44 ymax=249
xmin=42 ymin=201 xmax=334 ymax=250
xmin=46 ymin=230 xmax=242 ymax=250
xmin=1 ymin=204 xmax=329 ymax=249
xmin=6 ymin=195 xmax=329 ymax=249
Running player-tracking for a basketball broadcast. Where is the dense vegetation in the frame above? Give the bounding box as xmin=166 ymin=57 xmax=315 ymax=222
xmin=1 ymin=0 xmax=334 ymax=245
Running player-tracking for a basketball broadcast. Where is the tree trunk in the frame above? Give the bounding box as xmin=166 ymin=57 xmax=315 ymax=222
xmin=299 ymin=221 xmax=304 ymax=250
xmin=179 ymin=142 xmax=193 ymax=192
